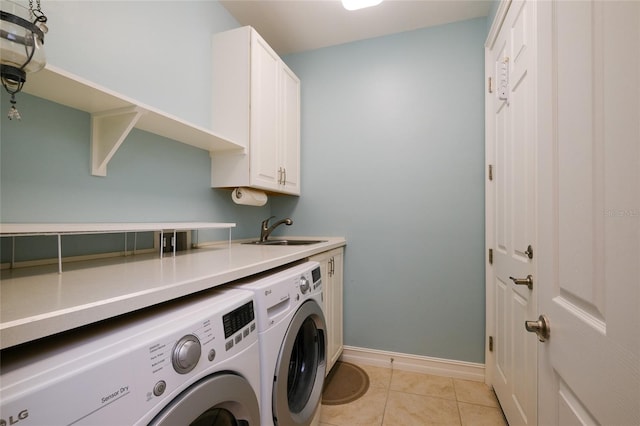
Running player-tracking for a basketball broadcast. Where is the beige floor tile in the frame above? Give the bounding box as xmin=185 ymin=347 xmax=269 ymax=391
xmin=453 ymin=379 xmax=499 ymax=407
xmin=458 ymin=402 xmax=507 ymax=426
xmin=382 ymin=390 xmax=461 ymax=426
xmin=320 ymin=386 xmax=387 ymax=426
xmin=321 ymin=363 xmax=507 ymax=425
xmin=390 ymin=369 xmax=456 ymax=400
xmin=356 ymin=363 xmax=392 ymax=389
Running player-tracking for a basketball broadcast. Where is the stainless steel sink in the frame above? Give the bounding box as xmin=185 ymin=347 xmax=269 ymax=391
xmin=242 ymin=239 xmax=326 ymax=246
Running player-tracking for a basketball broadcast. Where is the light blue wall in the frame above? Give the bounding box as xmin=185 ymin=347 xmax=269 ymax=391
xmin=0 ymin=1 xmax=269 ymax=238
xmin=275 ymin=18 xmax=487 ymax=363
xmin=44 ymin=0 xmax=238 ymax=129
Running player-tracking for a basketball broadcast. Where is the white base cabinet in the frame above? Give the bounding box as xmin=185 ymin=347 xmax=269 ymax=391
xmin=211 ymin=26 xmax=300 ymax=195
xmin=310 ymin=248 xmax=344 ymax=374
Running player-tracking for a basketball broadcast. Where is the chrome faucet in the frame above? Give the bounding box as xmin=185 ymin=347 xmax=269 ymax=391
xmin=260 ymin=216 xmax=293 ymax=242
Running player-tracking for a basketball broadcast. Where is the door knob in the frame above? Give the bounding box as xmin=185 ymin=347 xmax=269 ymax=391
xmin=525 ymin=314 xmax=550 ymax=342
xmin=509 ymin=274 xmax=533 ymax=289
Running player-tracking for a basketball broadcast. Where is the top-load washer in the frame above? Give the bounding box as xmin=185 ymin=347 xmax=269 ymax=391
xmin=0 ymin=288 xmax=261 ymax=426
xmin=232 ymin=261 xmax=326 ymax=426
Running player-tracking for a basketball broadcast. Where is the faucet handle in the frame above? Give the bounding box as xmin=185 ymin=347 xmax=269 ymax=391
xmin=259 ymin=216 xmax=276 ymax=242
xmin=262 ymin=216 xmax=275 ymax=228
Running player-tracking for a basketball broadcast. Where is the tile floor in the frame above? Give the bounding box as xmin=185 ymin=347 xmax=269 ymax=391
xmin=319 ymin=363 xmax=508 ymax=426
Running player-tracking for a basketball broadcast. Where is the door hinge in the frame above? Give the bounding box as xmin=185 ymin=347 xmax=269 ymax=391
xmin=488 ymin=248 xmax=493 ymax=265
xmin=489 ymin=336 xmax=494 ymax=352
xmin=488 ymin=76 xmax=493 ymax=94
xmin=488 ymin=164 xmax=494 ymax=181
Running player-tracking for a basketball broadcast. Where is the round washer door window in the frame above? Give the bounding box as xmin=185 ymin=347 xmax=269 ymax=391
xmin=191 ymin=407 xmax=244 ymax=426
xmin=273 ymin=300 xmax=327 ymax=426
xmin=288 ymin=316 xmax=320 ymax=413
xmin=149 ymin=374 xmax=260 ymax=426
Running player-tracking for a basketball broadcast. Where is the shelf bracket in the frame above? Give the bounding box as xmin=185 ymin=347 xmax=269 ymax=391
xmin=91 ymin=106 xmax=145 ymax=176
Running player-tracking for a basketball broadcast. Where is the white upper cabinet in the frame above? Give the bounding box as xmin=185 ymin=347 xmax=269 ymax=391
xmin=211 ymin=26 xmax=301 ymax=195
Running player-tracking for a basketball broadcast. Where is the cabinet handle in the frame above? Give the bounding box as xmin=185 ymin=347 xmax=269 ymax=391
xmin=283 ymin=168 xmax=287 ymax=186
xmin=278 ymin=167 xmax=283 ymax=185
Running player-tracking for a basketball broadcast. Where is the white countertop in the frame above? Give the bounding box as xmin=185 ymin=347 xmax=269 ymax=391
xmin=0 ymin=237 xmax=345 ymax=349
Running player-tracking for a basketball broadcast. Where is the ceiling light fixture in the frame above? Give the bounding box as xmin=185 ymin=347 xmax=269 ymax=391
xmin=341 ymin=0 xmax=383 ymax=11
xmin=0 ymin=0 xmax=48 ymax=120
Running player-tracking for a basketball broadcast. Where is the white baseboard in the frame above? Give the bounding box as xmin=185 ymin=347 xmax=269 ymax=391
xmin=339 ymin=346 xmax=485 ymax=382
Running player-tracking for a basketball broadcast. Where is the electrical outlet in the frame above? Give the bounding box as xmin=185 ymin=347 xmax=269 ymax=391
xmin=161 ymin=231 xmax=189 ymax=253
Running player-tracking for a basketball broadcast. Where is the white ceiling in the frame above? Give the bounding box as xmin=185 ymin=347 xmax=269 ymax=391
xmin=220 ymin=0 xmax=492 ymax=56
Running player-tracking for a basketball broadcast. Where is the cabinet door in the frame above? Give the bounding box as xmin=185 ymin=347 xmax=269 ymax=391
xmin=279 ymin=64 xmax=300 ymax=195
xmin=310 ymin=251 xmax=335 ymax=374
xmin=311 ymin=248 xmax=344 ymax=374
xmin=315 ymin=253 xmax=331 ymax=343
xmin=328 ymin=250 xmax=344 ymax=370
xmin=250 ymin=32 xmax=280 ymax=190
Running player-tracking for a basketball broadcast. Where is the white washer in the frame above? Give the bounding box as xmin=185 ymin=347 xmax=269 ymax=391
xmin=0 ymin=288 xmax=261 ymax=425
xmin=232 ymin=261 xmax=326 ymax=426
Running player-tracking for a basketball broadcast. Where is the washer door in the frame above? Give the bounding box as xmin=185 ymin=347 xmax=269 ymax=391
xmin=149 ymin=373 xmax=260 ymax=426
xmin=273 ymin=300 xmax=327 ymax=426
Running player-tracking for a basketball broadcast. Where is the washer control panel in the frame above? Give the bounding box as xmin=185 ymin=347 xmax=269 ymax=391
xmin=235 ymin=261 xmax=321 ymax=334
xmin=296 ymin=266 xmax=322 ymax=295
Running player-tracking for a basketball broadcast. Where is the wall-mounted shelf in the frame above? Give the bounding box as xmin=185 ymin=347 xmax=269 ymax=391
xmin=22 ymin=65 xmax=245 ymax=176
xmin=0 ymin=222 xmax=236 ymax=273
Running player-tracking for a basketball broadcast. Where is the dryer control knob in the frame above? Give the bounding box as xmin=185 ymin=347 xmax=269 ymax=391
xmin=299 ymin=276 xmax=310 ymax=294
xmin=172 ymin=334 xmax=201 ymax=374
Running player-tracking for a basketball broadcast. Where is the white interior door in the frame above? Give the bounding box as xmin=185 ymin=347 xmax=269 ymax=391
xmin=536 ymin=1 xmax=640 ymax=424
xmin=486 ymin=1 xmax=537 ymax=425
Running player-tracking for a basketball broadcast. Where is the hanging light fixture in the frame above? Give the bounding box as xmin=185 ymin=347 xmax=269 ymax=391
xmin=0 ymin=0 xmax=48 ymax=120
xmin=341 ymin=0 xmax=383 ymax=11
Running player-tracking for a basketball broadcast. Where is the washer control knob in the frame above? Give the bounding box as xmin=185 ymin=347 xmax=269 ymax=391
xmin=172 ymin=334 xmax=201 ymax=374
xmin=299 ymin=276 xmax=310 ymax=294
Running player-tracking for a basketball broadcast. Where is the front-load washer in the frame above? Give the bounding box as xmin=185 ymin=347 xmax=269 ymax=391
xmin=0 ymin=288 xmax=261 ymax=425
xmin=232 ymin=261 xmax=326 ymax=426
